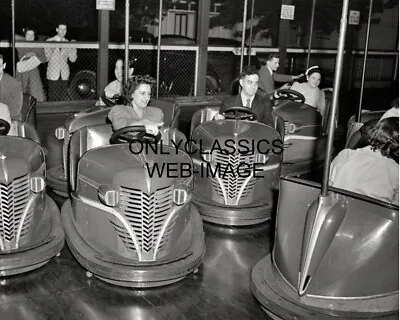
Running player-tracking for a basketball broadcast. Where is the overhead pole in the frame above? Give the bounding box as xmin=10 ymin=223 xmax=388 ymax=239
xmin=11 ymin=0 xmax=16 ymax=76
xmin=247 ymin=0 xmax=255 ymax=67
xmin=124 ymin=0 xmax=130 ymax=85
xmin=306 ymin=0 xmax=317 ymax=69
xmin=356 ymin=0 xmax=374 ymax=122
xmin=156 ymin=0 xmax=163 ymax=98
xmin=321 ymin=0 xmax=349 ymax=196
xmin=239 ymin=0 xmax=248 ymax=73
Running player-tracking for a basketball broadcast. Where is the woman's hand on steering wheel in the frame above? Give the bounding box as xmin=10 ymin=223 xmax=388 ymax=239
xmin=110 ymin=125 xmax=162 ymax=145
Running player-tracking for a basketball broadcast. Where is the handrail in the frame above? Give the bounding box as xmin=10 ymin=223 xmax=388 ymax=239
xmin=1 ymin=41 xmax=398 ymax=57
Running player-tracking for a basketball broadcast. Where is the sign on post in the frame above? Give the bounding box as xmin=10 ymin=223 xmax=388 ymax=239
xmin=280 ymin=5 xmax=295 ymax=20
xmin=349 ymin=10 xmax=360 ymax=25
xmin=96 ymin=0 xmax=115 ymax=10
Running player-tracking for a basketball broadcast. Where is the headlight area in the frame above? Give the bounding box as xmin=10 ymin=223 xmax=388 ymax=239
xmin=98 ymin=185 xmax=119 ymax=207
xmin=30 ymin=173 xmax=46 ymax=193
xmin=54 ymin=126 xmax=66 ymax=140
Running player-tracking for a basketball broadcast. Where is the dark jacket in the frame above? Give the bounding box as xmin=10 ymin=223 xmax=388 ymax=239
xmin=220 ymin=93 xmax=274 ymax=127
xmin=0 ymin=73 xmax=23 ymax=120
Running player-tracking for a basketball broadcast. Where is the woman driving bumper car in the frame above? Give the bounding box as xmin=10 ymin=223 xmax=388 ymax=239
xmin=61 ymin=74 xmax=205 ymax=288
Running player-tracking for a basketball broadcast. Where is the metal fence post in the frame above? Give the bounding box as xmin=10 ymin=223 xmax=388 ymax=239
xmin=195 ymin=0 xmax=210 ymax=96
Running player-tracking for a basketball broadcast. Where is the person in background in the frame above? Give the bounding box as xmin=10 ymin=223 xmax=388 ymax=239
xmin=45 ymin=23 xmax=77 ymax=101
xmin=216 ymin=66 xmax=274 ymax=127
xmin=258 ymin=52 xmax=303 ymax=97
xmin=0 ymin=54 xmax=23 ymax=121
xmin=288 ymin=66 xmax=326 ymax=119
xmin=329 ymin=117 xmax=399 ymax=205
xmin=16 ymin=27 xmax=47 ymax=101
xmin=104 ymin=58 xmax=136 ymax=99
xmin=108 ymin=75 xmax=163 ymax=135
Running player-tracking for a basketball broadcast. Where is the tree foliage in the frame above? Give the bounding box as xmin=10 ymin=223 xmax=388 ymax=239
xmin=210 ymin=0 xmax=398 ymax=43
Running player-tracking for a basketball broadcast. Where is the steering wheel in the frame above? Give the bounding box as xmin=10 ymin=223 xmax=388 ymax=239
xmin=0 ymin=119 xmax=10 ymax=136
xmin=222 ymin=106 xmax=257 ymax=121
xmin=101 ymin=92 xmax=124 ymax=107
xmin=110 ymin=126 xmax=162 ymax=145
xmin=274 ymin=89 xmax=305 ymax=104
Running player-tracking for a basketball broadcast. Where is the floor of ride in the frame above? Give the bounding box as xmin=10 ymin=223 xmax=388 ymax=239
xmin=0 ymin=223 xmax=274 ymax=320
xmin=5 ymin=89 xmax=393 ymax=320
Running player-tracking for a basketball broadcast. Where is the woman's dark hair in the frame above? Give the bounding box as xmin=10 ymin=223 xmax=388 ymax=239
xmin=368 ymin=117 xmax=399 ymax=163
xmin=390 ymin=97 xmax=399 ymax=109
xmin=116 ymin=56 xmax=137 ymax=70
xmin=123 ymin=75 xmax=156 ymax=104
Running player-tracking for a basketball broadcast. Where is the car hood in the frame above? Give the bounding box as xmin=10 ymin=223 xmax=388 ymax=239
xmin=273 ymin=101 xmax=321 ymax=126
xmin=78 ymin=144 xmax=192 ymax=194
xmin=191 ymin=120 xmax=281 ymax=147
xmin=66 ymin=107 xmax=110 ymax=133
xmin=0 ymin=136 xmax=44 ymax=184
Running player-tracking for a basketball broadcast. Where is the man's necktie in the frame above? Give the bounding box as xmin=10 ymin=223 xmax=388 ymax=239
xmin=246 ymin=98 xmax=251 ymax=108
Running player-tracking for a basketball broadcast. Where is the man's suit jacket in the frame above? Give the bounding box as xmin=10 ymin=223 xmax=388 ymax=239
xmin=45 ymin=36 xmax=77 ymax=81
xmin=0 ymin=73 xmax=23 ymax=120
xmin=220 ymin=93 xmax=274 ymax=127
xmin=258 ymin=65 xmax=293 ymax=95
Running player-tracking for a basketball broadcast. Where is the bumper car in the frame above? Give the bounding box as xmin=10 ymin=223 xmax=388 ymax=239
xmin=61 ymin=122 xmax=205 ymax=287
xmin=46 ymin=96 xmax=180 ymax=198
xmin=251 ymin=176 xmax=399 ymax=319
xmin=0 ymin=120 xmax=64 ymax=276
xmin=190 ymin=106 xmax=283 ymax=226
xmin=272 ymin=88 xmax=330 ymax=177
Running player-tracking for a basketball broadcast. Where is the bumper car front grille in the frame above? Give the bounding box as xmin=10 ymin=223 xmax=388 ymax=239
xmin=212 ymin=151 xmax=256 ymax=205
xmin=62 ymin=128 xmax=70 ymax=179
xmin=0 ymin=174 xmax=31 ymax=251
xmin=110 ymin=185 xmax=176 ymax=261
xmin=283 ymin=121 xmax=290 ymax=150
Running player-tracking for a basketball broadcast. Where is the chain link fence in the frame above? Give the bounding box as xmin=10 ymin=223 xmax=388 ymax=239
xmin=0 ymin=41 xmax=397 ymax=102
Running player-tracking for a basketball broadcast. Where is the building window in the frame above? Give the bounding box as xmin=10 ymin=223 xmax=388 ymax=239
xmin=174 ymin=13 xmax=188 ymax=36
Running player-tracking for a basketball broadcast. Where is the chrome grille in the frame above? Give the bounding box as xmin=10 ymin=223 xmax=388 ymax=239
xmin=62 ymin=128 xmax=70 ymax=179
xmin=110 ymin=185 xmax=176 ymax=260
xmin=283 ymin=121 xmax=290 ymax=150
xmin=0 ymin=175 xmax=31 ymax=250
xmin=212 ymin=151 xmax=256 ymax=205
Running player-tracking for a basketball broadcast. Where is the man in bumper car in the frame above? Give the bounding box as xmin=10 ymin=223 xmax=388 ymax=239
xmin=215 ymin=66 xmax=274 ymax=126
xmin=108 ymin=75 xmax=164 ymax=134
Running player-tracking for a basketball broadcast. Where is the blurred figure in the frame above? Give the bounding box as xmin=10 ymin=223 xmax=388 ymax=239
xmin=0 ymin=54 xmax=23 ymax=121
xmin=45 ymin=23 xmax=77 ymax=101
xmin=258 ymin=52 xmax=303 ymax=97
xmin=104 ymin=58 xmax=135 ymax=99
xmin=289 ymin=66 xmax=326 ymax=119
xmin=16 ymin=27 xmax=46 ymax=101
xmin=330 ymin=117 xmax=399 ymax=205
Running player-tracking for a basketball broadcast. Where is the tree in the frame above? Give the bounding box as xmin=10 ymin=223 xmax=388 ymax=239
xmin=209 ymin=0 xmax=399 ymax=45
